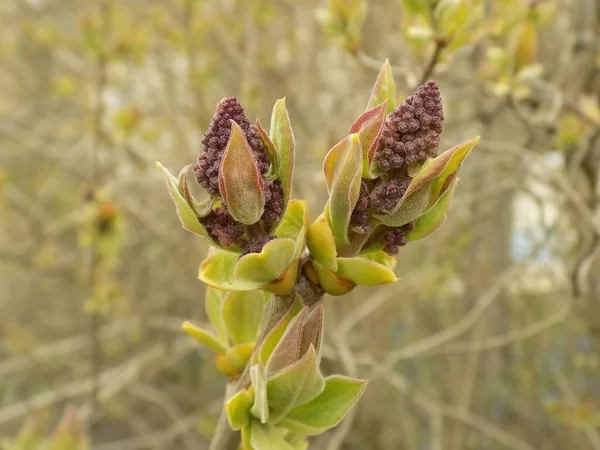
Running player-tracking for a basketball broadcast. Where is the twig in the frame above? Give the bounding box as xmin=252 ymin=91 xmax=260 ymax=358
xmin=384 ymin=372 xmax=537 ymax=450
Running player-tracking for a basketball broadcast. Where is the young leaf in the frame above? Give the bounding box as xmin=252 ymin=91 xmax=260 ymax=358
xmin=273 ymin=200 xmax=309 ymax=260
xmin=306 ymin=214 xmax=338 ymax=271
xmin=256 ymin=117 xmax=278 ymax=179
xmin=258 ymin=298 xmax=301 ymax=365
xmin=205 ymin=286 xmax=227 ymax=342
xmin=219 ymin=121 xmax=265 ymax=225
xmin=234 ymin=238 xmax=297 ymax=284
xmin=407 ymin=174 xmax=459 ymax=242
xmin=366 ymin=59 xmax=396 ymax=113
xmin=198 ymin=250 xmax=266 ymax=291
xmin=323 ymin=134 xmax=363 ymax=247
xmin=279 ymin=375 xmax=368 ymax=436
xmin=181 ymin=321 xmax=228 ymax=354
xmin=226 ymin=388 xmax=254 ymax=431
xmin=263 ymin=259 xmax=299 ymax=296
xmin=266 ymin=346 xmax=325 ymax=423
xmin=299 ymin=305 xmax=324 ymax=365
xmin=336 ymin=257 xmax=398 ymax=285
xmin=250 ymin=363 xmax=269 ymax=424
xmin=216 ymin=344 xmax=254 ymax=377
xmin=156 ymin=162 xmax=212 ymax=240
xmin=250 ymin=421 xmax=295 ymax=450
xmin=311 ymin=260 xmax=355 ymax=296
xmin=427 ymin=136 xmax=479 ymax=206
xmin=270 ymin=98 xmax=295 ymax=209
xmin=177 ymin=164 xmax=214 ymax=217
xmin=241 ymin=425 xmax=252 ymax=450
xmin=221 ymin=291 xmax=266 ymax=345
xmin=265 ymin=307 xmax=309 ymax=377
xmin=349 ymin=101 xmax=387 ymax=177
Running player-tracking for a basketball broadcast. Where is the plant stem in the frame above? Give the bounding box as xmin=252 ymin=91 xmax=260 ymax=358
xmin=209 ymin=383 xmax=239 ymax=450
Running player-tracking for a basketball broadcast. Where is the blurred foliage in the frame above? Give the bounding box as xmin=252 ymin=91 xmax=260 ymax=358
xmin=1 ymin=0 xmax=600 ymax=449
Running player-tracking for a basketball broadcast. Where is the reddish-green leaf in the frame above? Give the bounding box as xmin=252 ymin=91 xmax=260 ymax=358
xmin=219 ymin=121 xmax=265 ymax=225
xmin=323 ymin=134 xmax=363 ymax=247
xmin=366 ymin=59 xmax=396 ymax=113
xmin=349 ymin=101 xmax=387 ymax=177
xmin=407 ymin=174 xmax=459 ymax=241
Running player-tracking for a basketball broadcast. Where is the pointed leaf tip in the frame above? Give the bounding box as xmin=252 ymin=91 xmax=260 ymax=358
xmin=181 ymin=321 xmax=228 ymax=354
xmin=366 ymin=59 xmax=396 ymax=113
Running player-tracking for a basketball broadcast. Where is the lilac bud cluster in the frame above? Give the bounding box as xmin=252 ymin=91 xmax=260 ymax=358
xmin=202 ymin=207 xmax=246 ymax=248
xmin=262 ymin=180 xmax=284 ymax=225
xmin=370 ymin=177 xmax=411 ymax=213
xmin=375 ymin=81 xmax=444 ymax=172
xmin=192 ymin=97 xmax=288 ymax=255
xmin=350 ymin=182 xmax=372 ymax=234
xmin=379 ymin=221 xmax=415 ymax=255
xmin=194 ymin=97 xmax=269 ymax=196
xmin=241 ymin=234 xmax=274 ymax=257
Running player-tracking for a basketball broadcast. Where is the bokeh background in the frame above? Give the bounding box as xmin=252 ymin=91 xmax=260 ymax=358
xmin=1 ymin=0 xmax=600 ymax=449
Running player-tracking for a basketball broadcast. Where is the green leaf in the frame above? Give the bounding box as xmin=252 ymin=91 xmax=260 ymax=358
xmin=311 ymin=260 xmax=355 ymax=296
xmin=266 ymin=346 xmax=325 ymax=423
xmin=241 ymin=425 xmax=252 ymax=450
xmin=216 ymin=344 xmax=254 ymax=377
xmin=349 ymin=102 xmax=387 ymax=178
xmin=270 ymin=98 xmax=295 ymax=209
xmin=279 ymin=375 xmax=368 ymax=436
xmin=198 ymin=250 xmax=266 ymax=291
xmin=375 ymin=136 xmax=478 ymax=227
xmin=323 ymin=134 xmax=363 ymax=247
xmin=306 ymin=214 xmax=338 ymax=271
xmin=407 ymin=174 xmax=459 ymax=241
xmin=336 ymin=257 xmax=398 ymax=285
xmin=250 ymin=363 xmax=269 ymax=424
xmin=374 ymin=179 xmax=434 ymax=227
xmin=362 ymin=250 xmax=397 ymax=269
xmin=258 ymin=298 xmax=301 ymax=365
xmin=366 ymin=59 xmax=396 ymax=113
xmin=177 ymin=164 xmax=214 ymax=217
xmin=226 ymin=388 xmax=254 ymax=431
xmin=181 ymin=321 xmax=228 ymax=354
xmin=219 ymin=121 xmax=265 ymax=225
xmin=273 ymin=200 xmax=308 ymax=260
xmin=205 ymin=286 xmax=227 ymax=342
xmin=256 ymin=117 xmax=278 ymax=180
xmin=298 ymin=305 xmax=324 ymax=365
xmin=265 ymin=307 xmax=309 ymax=377
xmin=156 ymin=162 xmax=212 ymax=241
xmin=250 ymin=421 xmax=295 ymax=450
xmin=428 ymin=136 xmax=479 ymax=207
xmin=234 ymin=238 xmax=296 ymax=283
xmin=221 ymin=291 xmax=266 ymax=345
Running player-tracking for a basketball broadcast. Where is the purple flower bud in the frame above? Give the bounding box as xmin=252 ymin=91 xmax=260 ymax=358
xmin=375 ymin=81 xmax=444 ymax=173
xmin=194 ymin=97 xmax=270 ymax=196
xmin=370 ymin=177 xmax=411 ymax=213
xmin=241 ymin=233 xmax=274 ymax=256
xmin=261 ymin=180 xmax=285 ymax=225
xmin=201 ymin=207 xmax=246 ymax=248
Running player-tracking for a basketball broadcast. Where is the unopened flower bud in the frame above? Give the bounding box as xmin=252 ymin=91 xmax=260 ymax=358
xmin=370 ymin=177 xmax=411 ymax=213
xmin=241 ymin=233 xmax=274 ymax=257
xmin=378 ymin=221 xmax=415 ymax=255
xmin=194 ymin=97 xmax=269 ymax=196
xmin=375 ymin=81 xmax=444 ymax=172
xmin=202 ymin=207 xmax=246 ymax=248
